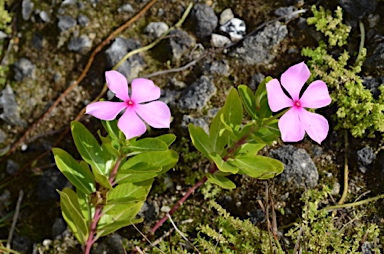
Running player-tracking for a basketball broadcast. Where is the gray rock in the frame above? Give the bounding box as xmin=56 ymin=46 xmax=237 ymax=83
xmin=160 ymin=29 xmax=195 ymax=61
xmin=39 ymin=11 xmax=51 ymax=23
xmin=211 ymin=33 xmax=231 ymax=48
xmin=31 ymin=33 xmax=44 ymax=49
xmin=160 ymin=89 xmax=180 ymax=108
xmin=187 ymin=4 xmax=218 ymax=40
xmin=105 ymin=38 xmax=145 ymax=81
xmin=68 ymin=35 xmax=92 ymax=53
xmin=202 ymin=59 xmax=230 ymax=76
xmin=106 ymin=233 xmax=124 ymax=254
xmin=6 ymin=159 xmax=19 ymax=175
xmin=139 ymin=201 xmax=159 ymax=222
xmin=52 ymin=218 xmax=66 ymax=238
xmin=366 ymin=43 xmax=384 ymax=70
xmin=361 ymin=241 xmax=374 ymax=254
xmin=248 ymin=73 xmax=265 ymax=90
xmin=57 ymin=16 xmax=77 ymax=31
xmin=357 ymin=146 xmax=376 ymax=173
xmin=118 ymin=3 xmax=134 ymax=13
xmin=37 ymin=168 xmax=68 ymax=201
xmin=12 ymin=235 xmax=33 ymax=253
xmin=274 ymin=6 xmax=300 ymax=22
xmin=22 ymin=0 xmax=34 ymax=21
xmin=0 ymin=31 xmax=7 ymax=40
xmin=0 ymin=85 xmax=26 ymax=126
xmin=181 ymin=115 xmax=209 ymax=133
xmin=219 ymin=8 xmax=234 ymax=25
xmin=338 ymin=0 xmax=377 ymax=19
xmin=61 ymin=0 xmax=77 ymax=5
xmin=144 ymin=22 xmax=169 ymax=38
xmin=270 ymin=145 xmax=319 ymax=188
xmin=13 ymin=57 xmax=35 ymax=81
xmin=231 ymin=21 xmax=288 ymax=65
xmin=77 ymin=14 xmax=90 ymax=27
xmin=368 ymin=14 xmax=380 ymax=28
xmin=220 ymin=18 xmax=246 ymax=41
xmin=178 ymin=76 xmax=217 ymax=110
xmin=363 ymin=76 xmax=383 ymax=99
xmin=0 ymin=128 xmax=6 ymax=143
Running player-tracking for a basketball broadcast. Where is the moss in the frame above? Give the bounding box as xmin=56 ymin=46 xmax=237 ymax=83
xmin=302 ymin=5 xmax=384 ymax=138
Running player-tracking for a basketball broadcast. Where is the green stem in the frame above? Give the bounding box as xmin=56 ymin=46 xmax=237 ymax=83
xmin=263 ymin=108 xmax=290 ymax=126
xmin=356 ymin=21 xmax=365 ymax=64
xmin=322 ymin=193 xmax=384 ymax=212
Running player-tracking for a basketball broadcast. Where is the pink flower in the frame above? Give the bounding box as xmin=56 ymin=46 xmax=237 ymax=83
xmin=266 ymin=62 xmax=331 ymax=144
xmin=86 ymin=70 xmax=171 ymax=139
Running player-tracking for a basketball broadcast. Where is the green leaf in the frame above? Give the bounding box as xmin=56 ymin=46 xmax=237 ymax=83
xmin=251 ymin=125 xmax=280 ymax=145
xmin=93 ymin=169 xmax=113 ymax=189
xmin=209 ymin=88 xmax=243 ymax=154
xmin=120 ymin=150 xmax=178 ymax=172
xmin=97 ymin=180 xmax=153 ymax=237
xmin=188 ymin=124 xmax=212 ymax=158
xmin=238 ymin=85 xmax=258 ymax=120
xmin=58 ymin=188 xmax=89 ymax=245
xmin=230 ymin=155 xmax=284 ymax=179
xmin=71 ymin=121 xmax=111 ymax=176
xmin=206 ymin=173 xmax=236 ymax=189
xmin=52 ymin=148 xmax=95 ymax=195
xmin=255 ymin=77 xmax=273 ymax=119
xmin=156 ymin=134 xmax=176 ymax=146
xmin=128 ymin=138 xmax=168 ymax=152
xmin=209 ymin=152 xmax=238 ymax=174
xmin=101 ymin=120 xmax=120 ymax=140
xmin=235 ymin=143 xmax=265 ymax=156
xmin=77 ymin=190 xmax=92 ymax=222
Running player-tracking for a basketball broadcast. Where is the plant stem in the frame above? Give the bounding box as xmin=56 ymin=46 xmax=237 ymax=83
xmin=84 ymin=156 xmax=123 ymax=253
xmin=150 ymin=126 xmax=256 ymax=234
xmin=322 ymin=193 xmax=384 ymax=212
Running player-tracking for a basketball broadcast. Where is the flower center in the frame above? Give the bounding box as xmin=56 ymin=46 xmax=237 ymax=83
xmin=293 ymin=100 xmax=301 ymax=108
xmin=126 ymin=99 xmax=135 ymax=106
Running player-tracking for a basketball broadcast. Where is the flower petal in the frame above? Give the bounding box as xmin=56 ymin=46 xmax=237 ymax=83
xmin=299 ymin=109 xmax=329 ymax=144
xmin=105 ymin=70 xmax=129 ymax=101
xmin=300 ymin=80 xmax=331 ymax=109
xmin=130 ymin=78 xmax=161 ymax=103
xmin=278 ymin=108 xmax=305 ymax=142
xmin=86 ymin=101 xmax=126 ymax=120
xmin=280 ymin=62 xmax=310 ymax=100
xmin=118 ymin=107 xmax=147 ymax=139
xmin=135 ymin=101 xmax=171 ymax=128
xmin=266 ymin=79 xmax=294 ymax=112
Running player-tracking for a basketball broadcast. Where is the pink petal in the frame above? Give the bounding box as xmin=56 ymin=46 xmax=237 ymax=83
xmin=279 ymin=108 xmax=305 ymax=142
xmin=299 ymin=109 xmax=329 ymax=144
xmin=130 ymin=78 xmax=160 ymax=103
xmin=266 ymin=79 xmax=294 ymax=112
xmin=105 ymin=71 xmax=129 ymax=101
xmin=280 ymin=62 xmax=310 ymax=100
xmin=118 ymin=108 xmax=147 ymax=139
xmin=135 ymin=101 xmax=171 ymax=128
xmin=85 ymin=101 xmax=126 ymax=120
xmin=300 ymin=80 xmax=331 ymax=109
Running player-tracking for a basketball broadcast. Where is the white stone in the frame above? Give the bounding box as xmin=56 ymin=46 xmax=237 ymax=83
xmin=219 ymin=8 xmax=234 ymax=25
xmin=220 ymin=18 xmax=246 ymax=42
xmin=211 ymin=33 xmax=231 ymax=48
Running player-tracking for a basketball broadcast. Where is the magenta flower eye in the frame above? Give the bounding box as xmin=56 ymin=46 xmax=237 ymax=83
xmin=86 ymin=70 xmax=171 ymax=139
xmin=266 ymin=62 xmax=332 ymax=144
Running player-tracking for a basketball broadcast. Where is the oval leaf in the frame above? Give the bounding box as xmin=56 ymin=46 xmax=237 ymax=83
xmin=206 ymin=173 xmax=236 ymax=189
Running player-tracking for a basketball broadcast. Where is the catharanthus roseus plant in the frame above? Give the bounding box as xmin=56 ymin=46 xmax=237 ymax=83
xmin=54 ymin=63 xmax=331 ymax=252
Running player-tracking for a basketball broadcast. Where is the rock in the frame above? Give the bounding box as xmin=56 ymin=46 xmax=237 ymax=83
xmin=366 ymin=43 xmax=384 ymax=70
xmin=67 ymin=35 xmax=92 ymax=53
xmin=118 ymin=3 xmax=134 ymax=13
xmin=37 ymin=168 xmax=68 ymax=201
xmin=211 ymin=33 xmax=231 ymax=48
xmin=31 ymin=33 xmax=44 ymax=49
xmin=220 ymin=18 xmax=246 ymax=41
xmin=181 ymin=115 xmax=209 ymax=133
xmin=367 ymin=14 xmax=380 ymax=28
xmin=156 ymin=29 xmax=195 ymax=61
xmin=12 ymin=235 xmax=33 ymax=253
xmin=52 ymin=218 xmax=66 ymax=238
xmin=247 ymin=209 xmax=266 ymax=224
xmin=13 ymin=58 xmax=35 ymax=81
xmin=105 ymin=38 xmax=145 ymax=81
xmin=57 ymin=16 xmax=77 ymax=31
xmin=61 ymin=0 xmax=77 ymax=5
xmin=22 ymin=0 xmax=34 ymax=21
xmin=270 ymin=145 xmax=319 ymax=188
xmin=219 ymin=8 xmax=234 ymax=25
xmin=77 ymin=14 xmax=90 ymax=27
xmin=338 ymin=0 xmax=377 ymax=19
xmin=361 ymin=241 xmax=374 ymax=254
xmin=144 ymin=22 xmax=169 ymax=38
xmin=274 ymin=6 xmax=300 ymax=22
xmin=160 ymin=89 xmax=180 ymax=108
xmin=231 ymin=21 xmax=288 ymax=65
xmin=363 ymin=76 xmax=384 ymax=99
xmin=201 ymin=59 xmax=230 ymax=76
xmin=106 ymin=233 xmax=124 ymax=254
xmin=6 ymin=159 xmax=19 ymax=175
xmin=248 ymin=73 xmax=265 ymax=90
xmin=0 ymin=31 xmax=7 ymax=40
xmin=139 ymin=201 xmax=159 ymax=222
xmin=178 ymin=76 xmax=217 ymax=111
xmin=367 ymin=149 xmax=384 ymax=194
xmin=0 ymin=128 xmax=6 ymax=143
xmin=357 ymin=146 xmax=376 ymax=173
xmin=39 ymin=10 xmax=51 ymax=23
xmin=0 ymin=85 xmax=26 ymax=126
xmin=187 ymin=4 xmax=218 ymax=40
